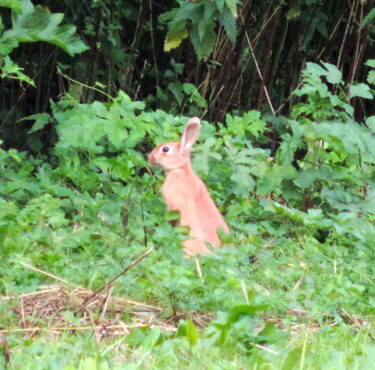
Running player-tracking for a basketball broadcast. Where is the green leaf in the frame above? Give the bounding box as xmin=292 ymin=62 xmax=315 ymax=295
xmin=190 ymin=22 xmax=216 ymax=59
xmin=349 ymin=83 xmax=373 ymax=99
xmin=322 ymin=62 xmax=342 ymax=84
xmin=367 ymin=70 xmax=375 ymax=85
xmin=286 ymin=5 xmax=301 ymax=20
xmin=366 ymin=116 xmax=375 ymax=131
xmin=230 ymin=165 xmax=255 ymax=195
xmin=174 ymin=2 xmax=202 ymax=22
xmin=225 ymin=0 xmax=238 ymax=17
xmin=168 ymin=81 xmax=184 ymax=105
xmin=125 ymin=327 xmax=147 ymax=347
xmin=164 ymin=21 xmax=188 ymax=51
xmin=365 ymin=59 xmax=375 ymax=68
xmin=282 ymin=347 xmax=303 ymax=370
xmin=142 ymin=328 xmax=161 ymax=352
xmin=218 ymin=4 xmax=237 ymax=44
xmin=0 ymin=0 xmax=88 ymax=56
xmin=0 ymin=0 xmax=23 ymax=13
xmin=24 ymin=113 xmax=51 ymax=133
xmin=186 ymin=319 xmax=199 ymax=346
xmin=360 ymin=8 xmax=375 ymax=30
xmin=0 ymin=55 xmax=35 ymax=85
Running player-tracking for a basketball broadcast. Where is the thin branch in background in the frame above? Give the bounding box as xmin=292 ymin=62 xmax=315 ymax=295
xmin=317 ymin=15 xmax=344 ymax=59
xmin=241 ymin=14 xmax=276 ymax=116
xmin=202 ymin=84 xmax=224 ymax=119
xmin=251 ymin=0 xmax=285 ymax=47
xmin=134 ymin=59 xmax=148 ymax=101
xmin=149 ymin=0 xmax=159 ymax=87
xmin=337 ymin=0 xmax=357 ymax=71
xmin=0 ymin=332 xmax=9 ymax=366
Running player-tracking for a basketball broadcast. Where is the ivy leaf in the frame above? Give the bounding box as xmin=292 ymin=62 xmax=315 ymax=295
xmin=349 ymin=83 xmax=373 ymax=99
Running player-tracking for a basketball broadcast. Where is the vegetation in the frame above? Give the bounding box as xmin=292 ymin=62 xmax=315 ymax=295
xmin=0 ymin=0 xmax=374 ymax=368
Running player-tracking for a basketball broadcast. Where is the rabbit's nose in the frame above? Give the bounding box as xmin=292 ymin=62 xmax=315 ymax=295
xmin=148 ymin=152 xmax=156 ymax=163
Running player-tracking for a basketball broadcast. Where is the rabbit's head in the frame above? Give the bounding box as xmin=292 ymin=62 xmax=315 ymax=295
xmin=148 ymin=117 xmax=201 ymax=170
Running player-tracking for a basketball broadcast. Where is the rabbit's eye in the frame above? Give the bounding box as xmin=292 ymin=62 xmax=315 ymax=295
xmin=162 ymin=146 xmax=170 ymax=153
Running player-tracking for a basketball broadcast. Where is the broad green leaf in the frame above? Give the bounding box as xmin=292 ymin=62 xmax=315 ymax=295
xmin=174 ymin=2 xmax=202 ymax=22
xmin=125 ymin=327 xmax=147 ymax=347
xmin=349 ymin=83 xmax=373 ymax=99
xmin=365 ymin=59 xmax=375 ymax=68
xmin=218 ymin=4 xmax=237 ymax=44
xmin=0 ymin=0 xmax=88 ymax=56
xmin=367 ymin=70 xmax=375 ymax=85
xmin=304 ymin=62 xmax=326 ymax=77
xmin=24 ymin=113 xmax=51 ymax=133
xmin=230 ymin=165 xmax=255 ymax=195
xmin=204 ymin=1 xmax=216 ymax=22
xmin=360 ymin=8 xmax=375 ymax=29
xmin=225 ymin=0 xmax=238 ymax=17
xmin=282 ymin=347 xmax=303 ymax=370
xmin=168 ymin=81 xmax=184 ymax=105
xmin=0 ymin=0 xmax=22 ymax=13
xmin=216 ymin=0 xmax=225 ymax=13
xmin=142 ymin=328 xmax=161 ymax=352
xmin=322 ymin=62 xmax=342 ymax=84
xmin=297 ymin=167 xmax=332 ymax=188
xmin=366 ymin=116 xmax=375 ymax=131
xmin=164 ymin=22 xmax=188 ymax=51
xmin=190 ymin=22 xmax=216 ymax=59
xmin=186 ymin=319 xmax=199 ymax=346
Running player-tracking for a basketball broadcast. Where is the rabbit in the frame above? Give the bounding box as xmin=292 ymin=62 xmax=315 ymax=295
xmin=148 ymin=117 xmax=229 ymax=255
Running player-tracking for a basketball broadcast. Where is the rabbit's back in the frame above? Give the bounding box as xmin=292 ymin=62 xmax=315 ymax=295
xmin=162 ymin=166 xmax=228 ymax=249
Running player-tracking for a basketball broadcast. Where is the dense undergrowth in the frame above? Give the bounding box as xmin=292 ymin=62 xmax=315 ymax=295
xmin=0 ymin=58 xmax=374 ymax=368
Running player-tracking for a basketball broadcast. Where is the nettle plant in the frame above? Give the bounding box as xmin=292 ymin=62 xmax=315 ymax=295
xmin=261 ymin=61 xmax=375 ymax=248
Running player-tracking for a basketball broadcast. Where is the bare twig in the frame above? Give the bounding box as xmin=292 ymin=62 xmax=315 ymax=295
xmin=255 ymin=343 xmax=280 ymax=355
xmin=241 ymin=14 xmax=276 ymax=116
xmin=83 ymin=246 xmax=155 ymax=305
xmin=0 ymin=332 xmax=9 ymax=366
xmin=194 ymin=257 xmax=204 ymax=284
xmin=20 ymin=262 xmax=82 ymax=289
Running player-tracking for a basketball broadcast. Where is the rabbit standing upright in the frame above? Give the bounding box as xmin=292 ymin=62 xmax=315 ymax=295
xmin=148 ymin=117 xmax=229 ymax=255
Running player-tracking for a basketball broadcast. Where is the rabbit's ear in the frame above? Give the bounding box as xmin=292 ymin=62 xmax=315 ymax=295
xmin=181 ymin=117 xmax=201 ymax=152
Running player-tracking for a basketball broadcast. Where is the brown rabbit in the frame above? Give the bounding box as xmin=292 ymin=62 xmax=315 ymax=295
xmin=148 ymin=117 xmax=229 ymax=255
